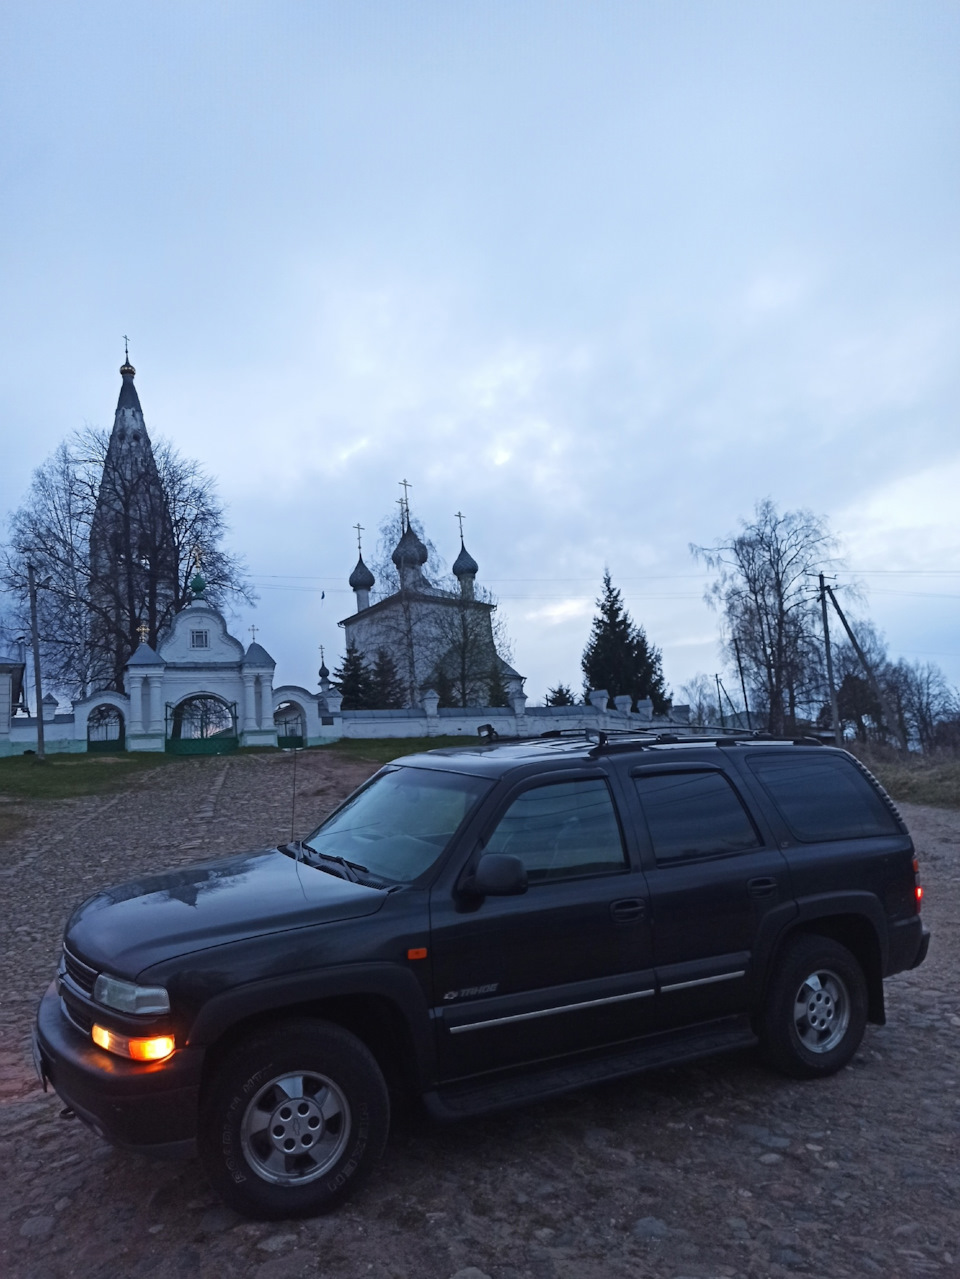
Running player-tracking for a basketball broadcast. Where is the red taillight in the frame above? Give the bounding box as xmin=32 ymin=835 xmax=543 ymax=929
xmin=913 ymin=858 xmax=923 ymax=911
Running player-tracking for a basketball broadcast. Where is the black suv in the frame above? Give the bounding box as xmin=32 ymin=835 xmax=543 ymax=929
xmin=34 ymin=735 xmax=929 ymax=1219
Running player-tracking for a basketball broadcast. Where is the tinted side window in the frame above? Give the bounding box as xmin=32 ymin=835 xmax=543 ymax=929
xmin=632 ymin=770 xmax=761 ymax=864
xmin=746 ymin=753 xmax=900 ymax=842
xmin=484 ymin=779 xmax=627 ymax=882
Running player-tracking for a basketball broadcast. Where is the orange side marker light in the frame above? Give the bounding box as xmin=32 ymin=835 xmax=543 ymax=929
xmin=407 ymin=947 xmax=428 ymax=961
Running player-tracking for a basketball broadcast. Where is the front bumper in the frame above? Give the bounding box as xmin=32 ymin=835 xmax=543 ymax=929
xmin=34 ymin=981 xmax=203 ymax=1151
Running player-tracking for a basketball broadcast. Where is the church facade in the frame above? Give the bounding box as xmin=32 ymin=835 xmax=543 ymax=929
xmin=340 ymin=511 xmax=524 ymax=708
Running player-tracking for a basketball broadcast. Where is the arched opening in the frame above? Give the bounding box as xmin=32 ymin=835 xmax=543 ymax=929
xmin=274 ymin=701 xmax=306 ymax=749
xmin=166 ymin=695 xmax=238 ymax=754
xmin=87 ymin=704 xmax=125 ymax=753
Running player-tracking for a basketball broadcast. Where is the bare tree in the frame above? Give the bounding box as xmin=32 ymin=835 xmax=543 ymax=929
xmin=885 ymin=658 xmax=956 ymax=753
xmin=693 ymin=500 xmax=838 ymax=735
xmin=427 ymin=586 xmax=506 ymax=707
xmin=680 ymin=674 xmax=721 ymax=728
xmin=2 ymin=428 xmax=252 ymax=699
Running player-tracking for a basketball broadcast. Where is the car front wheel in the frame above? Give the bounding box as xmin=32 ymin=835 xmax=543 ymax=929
xmin=762 ymin=935 xmax=868 ymax=1079
xmin=199 ymin=1018 xmax=390 ymax=1219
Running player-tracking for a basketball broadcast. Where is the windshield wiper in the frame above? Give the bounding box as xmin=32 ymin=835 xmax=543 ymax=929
xmin=299 ymin=844 xmax=369 ymax=883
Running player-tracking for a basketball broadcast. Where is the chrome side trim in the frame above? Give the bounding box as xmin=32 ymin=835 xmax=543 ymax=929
xmin=447 ymin=988 xmax=655 ymax=1035
xmin=660 ymin=970 xmax=746 ymax=994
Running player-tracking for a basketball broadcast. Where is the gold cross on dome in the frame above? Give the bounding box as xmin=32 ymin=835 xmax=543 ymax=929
xmin=137 ymin=622 xmax=149 ymax=643
xmin=249 ymin=625 xmax=259 ymax=642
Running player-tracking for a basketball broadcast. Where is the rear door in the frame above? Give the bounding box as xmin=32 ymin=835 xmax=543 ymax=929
xmin=624 ymin=761 xmax=794 ymax=1027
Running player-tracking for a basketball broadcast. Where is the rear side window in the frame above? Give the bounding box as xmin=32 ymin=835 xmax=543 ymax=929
xmin=746 ymin=753 xmax=900 ymax=842
xmin=632 ymin=770 xmax=761 ymax=864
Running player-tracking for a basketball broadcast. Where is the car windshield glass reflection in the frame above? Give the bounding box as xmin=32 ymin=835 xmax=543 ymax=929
xmin=303 ymin=767 xmax=490 ymax=883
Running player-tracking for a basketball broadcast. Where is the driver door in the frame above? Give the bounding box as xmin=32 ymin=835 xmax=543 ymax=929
xmin=428 ymin=774 xmax=656 ymax=1081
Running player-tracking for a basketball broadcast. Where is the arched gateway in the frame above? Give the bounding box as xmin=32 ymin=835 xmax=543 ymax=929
xmin=166 ymin=694 xmax=238 ymax=755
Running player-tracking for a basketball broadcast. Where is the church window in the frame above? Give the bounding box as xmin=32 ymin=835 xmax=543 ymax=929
xmin=190 ymin=630 xmax=210 ymax=650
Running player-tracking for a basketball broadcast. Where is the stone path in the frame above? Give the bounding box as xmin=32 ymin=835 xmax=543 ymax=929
xmin=0 ymin=753 xmax=957 ymax=1279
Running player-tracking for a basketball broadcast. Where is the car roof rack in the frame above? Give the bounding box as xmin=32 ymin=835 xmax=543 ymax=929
xmin=530 ymin=727 xmax=825 ymax=757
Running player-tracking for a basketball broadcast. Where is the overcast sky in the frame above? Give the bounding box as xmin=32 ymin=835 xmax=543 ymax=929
xmin=2 ymin=2 xmax=958 ymax=704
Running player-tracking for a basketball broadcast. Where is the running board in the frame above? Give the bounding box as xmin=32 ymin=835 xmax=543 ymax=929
xmin=424 ymin=1017 xmax=757 ymax=1121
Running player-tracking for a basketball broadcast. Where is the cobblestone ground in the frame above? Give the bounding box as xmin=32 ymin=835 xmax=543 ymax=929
xmin=0 ymin=752 xmax=957 ymax=1279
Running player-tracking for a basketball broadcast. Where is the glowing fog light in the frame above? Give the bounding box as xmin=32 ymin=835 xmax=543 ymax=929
xmin=92 ymin=1024 xmax=175 ymax=1062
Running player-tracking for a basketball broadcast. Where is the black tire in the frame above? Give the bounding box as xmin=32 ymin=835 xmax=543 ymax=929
xmin=762 ymin=935 xmax=868 ymax=1080
xmin=198 ymin=1018 xmax=390 ymax=1219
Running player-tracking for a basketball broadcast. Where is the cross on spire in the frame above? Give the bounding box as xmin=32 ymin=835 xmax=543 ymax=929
xmin=398 ymin=478 xmax=412 ymax=529
xmin=455 ymin=510 xmax=466 ymax=539
xmin=249 ymin=625 xmax=259 ymax=642
xmin=353 ymin=522 xmax=364 ymax=554
xmin=123 ymin=334 xmax=130 ymax=362
xmin=137 ymin=622 xmax=149 ymax=643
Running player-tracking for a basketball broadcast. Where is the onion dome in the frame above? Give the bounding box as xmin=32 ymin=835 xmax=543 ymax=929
xmin=349 ymin=555 xmax=375 ymax=591
xmin=318 ymin=657 xmax=330 ymax=681
xmin=453 ymin=540 xmax=479 ymax=579
xmin=391 ymin=525 xmax=428 ymax=569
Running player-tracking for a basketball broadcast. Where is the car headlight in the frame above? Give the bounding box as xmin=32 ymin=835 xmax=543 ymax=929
xmin=93 ymin=974 xmax=170 ymax=1015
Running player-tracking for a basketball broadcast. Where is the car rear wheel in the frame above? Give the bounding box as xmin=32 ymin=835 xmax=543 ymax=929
xmin=762 ymin=935 xmax=867 ymax=1079
xmin=199 ymin=1018 xmax=390 ymax=1219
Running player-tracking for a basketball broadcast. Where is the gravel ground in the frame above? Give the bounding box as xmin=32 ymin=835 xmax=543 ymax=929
xmin=0 ymin=751 xmax=957 ymax=1279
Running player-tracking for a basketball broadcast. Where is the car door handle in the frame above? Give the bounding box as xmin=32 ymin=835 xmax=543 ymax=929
xmin=610 ymin=898 xmax=646 ymax=921
xmin=747 ymin=877 xmax=778 ymax=899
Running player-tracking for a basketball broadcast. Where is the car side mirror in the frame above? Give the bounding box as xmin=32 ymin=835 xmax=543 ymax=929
xmin=463 ymin=853 xmax=528 ymax=898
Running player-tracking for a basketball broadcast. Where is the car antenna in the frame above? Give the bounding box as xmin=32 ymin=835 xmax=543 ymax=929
xmin=289 ymin=746 xmax=301 ymax=841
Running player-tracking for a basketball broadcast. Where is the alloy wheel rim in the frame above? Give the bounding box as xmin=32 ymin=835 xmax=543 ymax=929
xmin=793 ymin=967 xmax=850 ymax=1054
xmin=240 ymin=1070 xmax=351 ymax=1185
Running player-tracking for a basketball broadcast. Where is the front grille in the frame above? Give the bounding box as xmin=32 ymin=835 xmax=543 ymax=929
xmin=62 ymin=945 xmax=98 ymax=996
xmin=60 ymin=989 xmax=94 ymax=1035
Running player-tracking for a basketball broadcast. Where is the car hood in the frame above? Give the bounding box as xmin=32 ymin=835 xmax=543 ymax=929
xmin=65 ymin=848 xmax=386 ymax=976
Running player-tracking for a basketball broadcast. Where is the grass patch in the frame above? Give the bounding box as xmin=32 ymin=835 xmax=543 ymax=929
xmin=324 ymin=736 xmax=484 ymax=766
xmin=868 ymin=759 xmax=960 ymax=810
xmin=847 ymin=745 xmax=960 ymax=811
xmin=0 ymin=751 xmax=188 ymax=803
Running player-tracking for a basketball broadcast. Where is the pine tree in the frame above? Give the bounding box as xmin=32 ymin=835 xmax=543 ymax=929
xmin=581 ymin=571 xmax=668 ymax=712
xmin=332 ymin=646 xmax=373 ymax=710
xmin=545 ymin=683 xmax=576 ymax=706
xmin=368 ymin=649 xmax=405 ymax=709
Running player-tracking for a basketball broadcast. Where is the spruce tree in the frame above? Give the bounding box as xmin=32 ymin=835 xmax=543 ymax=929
xmin=581 ymin=572 xmax=668 ymax=712
xmin=433 ymin=669 xmax=455 ymax=709
xmin=332 ymin=645 xmax=373 ymax=710
xmin=369 ymin=649 xmax=405 ymax=709
xmin=545 ymin=683 xmax=576 ymax=706
xmin=488 ymin=661 xmax=510 ymax=708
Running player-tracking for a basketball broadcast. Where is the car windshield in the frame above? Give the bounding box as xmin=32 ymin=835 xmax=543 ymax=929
xmin=303 ymin=766 xmax=490 ymax=883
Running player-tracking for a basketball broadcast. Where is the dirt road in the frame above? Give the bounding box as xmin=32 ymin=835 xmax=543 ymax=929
xmin=1 ymin=751 xmax=956 ymax=1279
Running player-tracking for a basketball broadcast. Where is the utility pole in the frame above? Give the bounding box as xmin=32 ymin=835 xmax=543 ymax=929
xmin=819 ymin=573 xmax=841 ymax=748
xmin=732 ymin=637 xmax=752 ymax=730
xmin=825 ymin=584 xmax=907 ymax=755
xmin=715 ymin=673 xmax=725 ymax=729
xmin=27 ymin=564 xmax=46 ymax=762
